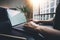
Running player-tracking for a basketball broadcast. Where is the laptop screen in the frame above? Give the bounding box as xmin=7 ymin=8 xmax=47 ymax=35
xmin=7 ymin=9 xmax=27 ymax=26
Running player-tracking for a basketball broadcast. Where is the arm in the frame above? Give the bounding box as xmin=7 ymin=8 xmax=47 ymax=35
xmin=36 ymin=25 xmax=60 ymax=35
xmin=25 ymin=21 xmax=60 ymax=36
xmin=29 ymin=18 xmax=53 ymax=24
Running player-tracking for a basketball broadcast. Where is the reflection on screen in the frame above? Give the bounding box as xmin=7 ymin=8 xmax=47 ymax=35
xmin=7 ymin=9 xmax=27 ymax=26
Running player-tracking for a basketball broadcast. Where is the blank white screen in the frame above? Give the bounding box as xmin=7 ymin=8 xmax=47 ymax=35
xmin=7 ymin=9 xmax=27 ymax=26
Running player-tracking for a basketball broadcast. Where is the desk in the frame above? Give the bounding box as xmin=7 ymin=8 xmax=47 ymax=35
xmin=11 ymin=28 xmax=44 ymax=40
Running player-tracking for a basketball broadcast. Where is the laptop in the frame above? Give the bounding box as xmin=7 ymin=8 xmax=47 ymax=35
xmin=7 ymin=8 xmax=27 ymax=31
xmin=7 ymin=9 xmax=44 ymax=39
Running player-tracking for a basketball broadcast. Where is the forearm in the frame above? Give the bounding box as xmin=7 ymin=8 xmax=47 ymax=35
xmin=33 ymin=20 xmax=53 ymax=24
xmin=36 ymin=26 xmax=60 ymax=35
xmin=33 ymin=21 xmax=41 ymax=23
xmin=25 ymin=21 xmax=60 ymax=36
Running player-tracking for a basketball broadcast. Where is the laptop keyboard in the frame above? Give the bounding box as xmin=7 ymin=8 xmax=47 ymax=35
xmin=12 ymin=23 xmax=26 ymax=31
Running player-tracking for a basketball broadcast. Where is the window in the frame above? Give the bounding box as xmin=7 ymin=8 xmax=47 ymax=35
xmin=46 ymin=15 xmax=49 ymax=20
xmin=33 ymin=0 xmax=59 ymax=20
xmin=46 ymin=9 xmax=49 ymax=13
xmin=43 ymin=15 xmax=45 ymax=20
xmin=50 ymin=0 xmax=54 ymax=2
xmin=47 ymin=4 xmax=49 ymax=8
xmin=41 ymin=11 xmax=42 ymax=13
xmin=44 ymin=10 xmax=45 ymax=13
xmin=40 ymin=15 xmax=42 ymax=20
xmin=50 ymin=14 xmax=54 ymax=18
xmin=50 ymin=8 xmax=54 ymax=13
xmin=46 ymin=1 xmax=49 ymax=8
xmin=50 ymin=2 xmax=54 ymax=7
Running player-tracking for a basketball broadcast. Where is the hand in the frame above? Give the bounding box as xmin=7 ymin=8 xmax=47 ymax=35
xmin=28 ymin=19 xmax=40 ymax=23
xmin=24 ymin=21 xmax=45 ymax=31
xmin=24 ymin=21 xmax=37 ymax=29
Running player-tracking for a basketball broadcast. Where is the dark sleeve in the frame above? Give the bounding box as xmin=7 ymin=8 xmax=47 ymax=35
xmin=0 ymin=7 xmax=9 ymax=22
xmin=0 ymin=7 xmax=12 ymax=33
xmin=54 ymin=3 xmax=60 ymax=30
